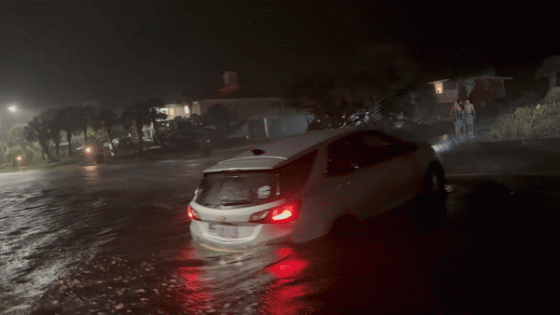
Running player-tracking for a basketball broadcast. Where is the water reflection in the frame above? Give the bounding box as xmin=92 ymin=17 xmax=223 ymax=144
xmin=81 ymin=165 xmax=100 ymax=179
xmin=261 ymin=246 xmax=315 ymax=315
xmin=175 ymin=245 xmax=212 ymax=313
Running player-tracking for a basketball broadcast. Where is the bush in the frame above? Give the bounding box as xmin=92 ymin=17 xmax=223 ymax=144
xmin=541 ymin=87 xmax=560 ymax=105
xmin=0 ymin=141 xmax=8 ymax=164
xmin=486 ymin=114 xmax=516 ymax=141
xmin=513 ymin=107 xmax=534 ymax=139
xmin=484 ymin=102 xmax=560 ymax=141
xmin=3 ymin=145 xmax=41 ymax=166
xmin=531 ymin=102 xmax=560 ymax=138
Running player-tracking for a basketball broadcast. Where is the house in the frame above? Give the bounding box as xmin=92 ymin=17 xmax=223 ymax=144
xmin=191 ymin=71 xmax=301 ymax=119
xmin=192 ymin=97 xmax=288 ymax=118
xmin=428 ymin=76 xmax=512 ymax=118
xmin=159 ymin=104 xmax=190 ymax=120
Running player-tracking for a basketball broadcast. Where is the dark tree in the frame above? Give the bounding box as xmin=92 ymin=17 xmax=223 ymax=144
xmin=79 ymin=105 xmax=100 ymax=143
xmin=144 ymin=98 xmax=167 ymax=145
xmin=98 ymin=109 xmax=119 ymax=152
xmin=55 ymin=107 xmax=82 ymax=157
xmin=121 ymin=99 xmax=166 ymax=154
xmin=206 ymin=104 xmax=237 ymax=131
xmin=282 ymin=44 xmax=417 ymax=129
xmin=42 ymin=109 xmax=62 ymax=158
xmin=536 ymin=56 xmax=560 ymax=91
xmin=24 ymin=116 xmax=56 ymax=162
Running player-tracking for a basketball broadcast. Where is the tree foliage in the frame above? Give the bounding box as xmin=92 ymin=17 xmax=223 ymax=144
xmin=8 ymin=124 xmax=28 ymax=147
xmin=206 ymin=104 xmax=238 ymax=131
xmin=98 ymin=109 xmax=119 ymax=151
xmin=282 ymin=44 xmax=418 ymax=129
xmin=485 ymin=102 xmax=560 ymax=141
xmin=407 ymin=87 xmax=438 ymax=122
xmin=0 ymin=140 xmax=8 ymax=164
xmin=535 ymin=56 xmax=560 ymax=91
xmin=55 ymin=107 xmax=83 ymax=157
xmin=42 ymin=108 xmax=62 ymax=157
xmin=121 ymin=98 xmax=166 ymax=153
xmin=25 ymin=116 xmax=56 ymax=162
xmin=541 ymin=87 xmax=560 ymax=105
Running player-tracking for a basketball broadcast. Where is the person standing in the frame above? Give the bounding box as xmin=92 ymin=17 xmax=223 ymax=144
xmin=450 ymin=100 xmax=465 ymax=136
xmin=464 ymin=99 xmax=476 ymax=137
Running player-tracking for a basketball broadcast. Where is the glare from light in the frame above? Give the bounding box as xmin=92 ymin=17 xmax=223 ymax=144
xmin=272 ymin=209 xmax=293 ymax=221
xmin=434 ymin=82 xmax=443 ymax=94
xmin=16 ymin=155 xmax=22 ymax=161
xmin=8 ymin=105 xmax=17 ymax=112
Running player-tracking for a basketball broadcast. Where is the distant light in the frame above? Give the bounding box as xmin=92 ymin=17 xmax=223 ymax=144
xmin=16 ymin=155 xmax=22 ymax=161
xmin=8 ymin=105 xmax=17 ymax=112
xmin=434 ymin=82 xmax=443 ymax=94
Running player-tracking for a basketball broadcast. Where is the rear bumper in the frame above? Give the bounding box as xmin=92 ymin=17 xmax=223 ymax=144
xmin=191 ymin=235 xmax=293 ymax=253
xmin=190 ymin=220 xmax=293 ymax=252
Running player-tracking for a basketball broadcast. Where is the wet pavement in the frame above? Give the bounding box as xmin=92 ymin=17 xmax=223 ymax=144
xmin=1 ymin=145 xmax=558 ymax=314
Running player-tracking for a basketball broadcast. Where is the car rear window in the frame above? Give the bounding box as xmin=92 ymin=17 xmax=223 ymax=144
xmin=195 ymin=150 xmax=317 ymax=209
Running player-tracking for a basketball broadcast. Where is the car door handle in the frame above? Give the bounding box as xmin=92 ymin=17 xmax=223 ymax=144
xmin=338 ymin=181 xmax=352 ymax=188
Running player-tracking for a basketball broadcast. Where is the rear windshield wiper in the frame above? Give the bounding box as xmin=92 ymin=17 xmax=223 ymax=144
xmin=220 ymin=199 xmax=252 ymax=206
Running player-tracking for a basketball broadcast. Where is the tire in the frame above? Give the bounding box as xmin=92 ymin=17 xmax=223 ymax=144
xmin=327 ymin=214 xmax=360 ymax=241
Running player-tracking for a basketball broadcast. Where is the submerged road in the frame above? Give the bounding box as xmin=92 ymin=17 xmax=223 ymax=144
xmin=1 ymin=147 xmax=557 ymax=314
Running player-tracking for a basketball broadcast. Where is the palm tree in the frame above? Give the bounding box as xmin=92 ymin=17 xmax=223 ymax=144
xmin=24 ymin=116 xmax=56 ymax=162
xmin=78 ymin=105 xmax=100 ymax=144
xmin=98 ymin=109 xmax=119 ymax=152
xmin=121 ymin=103 xmax=150 ymax=155
xmin=42 ymin=109 xmax=62 ymax=158
xmin=536 ymin=56 xmax=560 ymax=91
xmin=121 ymin=99 xmax=167 ymax=154
xmin=145 ymin=98 xmax=167 ymax=145
xmin=55 ymin=107 xmax=82 ymax=157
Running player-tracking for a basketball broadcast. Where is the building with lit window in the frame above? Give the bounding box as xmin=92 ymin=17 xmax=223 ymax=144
xmin=428 ymin=76 xmax=512 ymax=118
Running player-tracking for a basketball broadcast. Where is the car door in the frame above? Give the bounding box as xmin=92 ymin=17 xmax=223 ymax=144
xmin=315 ymin=133 xmax=378 ymax=221
xmin=349 ymin=130 xmax=419 ymax=219
xmin=298 ymin=133 xmax=364 ymax=233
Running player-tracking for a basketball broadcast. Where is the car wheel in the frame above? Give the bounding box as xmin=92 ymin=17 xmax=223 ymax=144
xmin=327 ymin=214 xmax=360 ymax=241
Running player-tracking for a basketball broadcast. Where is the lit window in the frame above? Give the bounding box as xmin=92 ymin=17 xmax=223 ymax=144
xmin=170 ymin=109 xmax=175 ymax=116
xmin=434 ymin=82 xmax=443 ymax=94
xmin=184 ymin=106 xmax=190 ymax=115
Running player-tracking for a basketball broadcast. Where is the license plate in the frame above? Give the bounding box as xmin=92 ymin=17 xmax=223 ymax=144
xmin=208 ymin=224 xmax=238 ymax=238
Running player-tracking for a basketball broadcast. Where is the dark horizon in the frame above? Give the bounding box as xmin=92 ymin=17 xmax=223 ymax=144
xmin=0 ymin=1 xmax=557 ymax=115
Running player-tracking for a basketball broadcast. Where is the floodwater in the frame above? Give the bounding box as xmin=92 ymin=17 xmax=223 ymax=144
xmin=1 ymin=148 xmax=557 ymax=314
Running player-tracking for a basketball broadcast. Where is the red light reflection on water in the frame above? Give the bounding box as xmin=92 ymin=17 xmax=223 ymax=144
xmin=174 ymin=245 xmax=212 ymax=313
xmin=261 ymin=246 xmax=315 ymax=315
xmin=266 ymin=248 xmax=308 ymax=279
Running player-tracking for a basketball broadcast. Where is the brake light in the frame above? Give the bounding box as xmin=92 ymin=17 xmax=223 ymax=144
xmin=187 ymin=205 xmax=200 ymax=221
xmin=272 ymin=208 xmax=293 ymax=221
xmin=250 ymin=200 xmax=300 ymax=224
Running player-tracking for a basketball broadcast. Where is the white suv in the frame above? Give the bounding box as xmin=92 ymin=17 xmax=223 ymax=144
xmin=188 ymin=127 xmax=446 ymax=251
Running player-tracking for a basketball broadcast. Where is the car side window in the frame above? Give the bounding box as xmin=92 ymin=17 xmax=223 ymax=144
xmin=355 ymin=131 xmax=400 ymax=168
xmin=326 ymin=134 xmax=360 ymax=176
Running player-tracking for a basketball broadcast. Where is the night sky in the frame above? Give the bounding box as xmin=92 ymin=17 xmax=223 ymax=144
xmin=0 ymin=0 xmax=556 ymax=122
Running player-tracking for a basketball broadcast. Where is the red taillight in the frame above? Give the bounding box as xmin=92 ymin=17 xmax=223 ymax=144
xmin=187 ymin=205 xmax=200 ymax=221
xmin=250 ymin=200 xmax=299 ymax=224
xmin=271 ymin=208 xmax=294 ymax=221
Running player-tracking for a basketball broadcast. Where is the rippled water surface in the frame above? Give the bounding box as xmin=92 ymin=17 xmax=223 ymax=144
xmin=3 ymin=154 xmax=543 ymax=314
